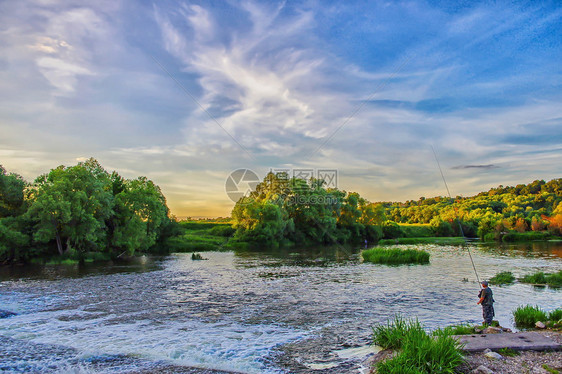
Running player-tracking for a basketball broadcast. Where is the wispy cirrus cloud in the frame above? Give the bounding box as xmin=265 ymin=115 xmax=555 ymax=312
xmin=0 ymin=0 xmax=561 ymax=216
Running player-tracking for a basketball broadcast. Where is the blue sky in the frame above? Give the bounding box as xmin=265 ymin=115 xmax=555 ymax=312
xmin=1 ymin=0 xmax=561 ymax=217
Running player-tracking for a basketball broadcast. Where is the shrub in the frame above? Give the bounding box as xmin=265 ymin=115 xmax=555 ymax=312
xmin=382 ymin=221 xmax=405 ymax=239
xmin=513 ymin=305 xmax=548 ymax=328
xmin=208 ymin=225 xmax=236 ymax=237
xmin=362 ymin=247 xmax=430 ymax=265
xmin=489 ymin=271 xmax=515 ymax=285
xmin=400 ymin=224 xmax=433 ymax=238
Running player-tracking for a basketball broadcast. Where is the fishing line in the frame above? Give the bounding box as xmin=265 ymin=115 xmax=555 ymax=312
xmin=431 ymin=145 xmax=481 ymax=287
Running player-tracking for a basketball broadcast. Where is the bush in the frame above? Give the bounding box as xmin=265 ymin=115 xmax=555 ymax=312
xmin=489 ymin=271 xmax=515 ymax=285
xmin=208 ymin=225 xmax=236 ymax=237
xmin=374 ymin=316 xmax=464 ymax=374
xmin=513 ymin=305 xmax=548 ymax=328
xmin=382 ymin=221 xmax=405 ymax=239
xmin=362 ymin=247 xmax=430 ymax=265
xmin=401 ymin=224 xmax=433 ymax=238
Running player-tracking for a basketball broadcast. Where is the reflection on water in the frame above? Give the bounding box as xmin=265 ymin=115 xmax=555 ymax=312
xmin=0 ymin=242 xmax=561 ymax=373
xmin=0 ymin=256 xmax=164 ymax=281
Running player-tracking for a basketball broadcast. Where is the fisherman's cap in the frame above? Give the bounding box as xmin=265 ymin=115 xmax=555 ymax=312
xmin=481 ymin=280 xmax=489 ymax=286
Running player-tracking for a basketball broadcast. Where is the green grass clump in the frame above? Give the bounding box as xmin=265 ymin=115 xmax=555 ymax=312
xmin=362 ymin=247 xmax=430 ymax=265
xmin=378 ymin=237 xmax=465 ymax=245
xmin=373 ymin=315 xmax=424 ymax=349
xmin=519 ymin=271 xmax=548 ymax=285
xmin=498 ymin=347 xmax=520 ymax=357
xmin=513 ymin=305 xmax=548 ymax=328
xmin=546 ymin=270 xmax=562 ymax=287
xmin=542 ymin=364 xmax=560 ymax=374
xmin=489 ymin=271 xmax=515 ymax=285
xmin=548 ymin=308 xmax=562 ymax=322
xmin=373 ymin=316 xmax=464 ymax=374
xmin=438 ymin=323 xmax=475 ymax=335
xmin=519 ymin=270 xmax=562 ymax=287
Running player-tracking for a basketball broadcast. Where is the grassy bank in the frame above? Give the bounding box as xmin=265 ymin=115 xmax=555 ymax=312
xmin=372 ymin=316 xmax=464 ymax=373
xmin=378 ymin=236 xmax=465 ymax=245
xmin=164 ymin=221 xmax=235 ymax=252
xmin=362 ymin=247 xmax=430 ymax=265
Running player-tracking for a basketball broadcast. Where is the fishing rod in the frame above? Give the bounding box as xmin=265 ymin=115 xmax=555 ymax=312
xmin=431 ymin=145 xmax=482 ymax=287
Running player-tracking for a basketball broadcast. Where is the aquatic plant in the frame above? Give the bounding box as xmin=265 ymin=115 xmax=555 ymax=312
xmin=373 ymin=316 xmax=464 ymax=373
xmin=489 ymin=271 xmax=515 ymax=285
xmin=362 ymin=247 xmax=429 ymax=265
xmin=519 ymin=270 xmax=562 ymax=287
xmin=513 ymin=305 xmax=548 ymax=328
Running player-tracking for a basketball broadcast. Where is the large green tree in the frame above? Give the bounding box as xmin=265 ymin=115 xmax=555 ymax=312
xmin=26 ymin=159 xmax=114 ymax=255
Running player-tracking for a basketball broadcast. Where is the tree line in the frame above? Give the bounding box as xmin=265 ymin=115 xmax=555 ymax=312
xmin=0 ymin=158 xmax=176 ymax=263
xmin=231 ymin=172 xmax=562 ymax=245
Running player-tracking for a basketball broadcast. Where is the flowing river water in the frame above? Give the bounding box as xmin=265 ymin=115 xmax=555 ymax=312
xmin=1 ymin=242 xmax=561 ymax=373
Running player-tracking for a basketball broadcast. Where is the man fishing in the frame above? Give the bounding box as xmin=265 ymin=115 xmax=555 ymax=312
xmin=477 ymin=280 xmax=495 ymax=325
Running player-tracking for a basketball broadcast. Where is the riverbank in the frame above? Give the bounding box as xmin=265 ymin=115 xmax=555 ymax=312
xmin=368 ymin=330 xmax=562 ymax=373
xmin=458 ymin=330 xmax=562 ymax=374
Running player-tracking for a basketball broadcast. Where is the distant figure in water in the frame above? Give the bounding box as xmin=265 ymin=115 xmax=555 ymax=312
xmin=477 ymin=280 xmax=495 ymax=325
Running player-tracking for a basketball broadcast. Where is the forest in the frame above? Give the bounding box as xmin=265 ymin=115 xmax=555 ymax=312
xmin=231 ymin=172 xmax=562 ymax=246
xmin=0 ymin=158 xmax=177 ymax=263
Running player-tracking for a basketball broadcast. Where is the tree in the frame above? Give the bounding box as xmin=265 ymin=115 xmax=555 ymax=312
xmin=26 ymin=162 xmax=113 ymax=255
xmin=110 ymin=177 xmax=169 ymax=254
xmin=0 ymin=166 xmax=26 ymax=217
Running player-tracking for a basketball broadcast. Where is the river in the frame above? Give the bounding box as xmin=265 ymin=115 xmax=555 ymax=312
xmin=1 ymin=242 xmax=561 ymax=373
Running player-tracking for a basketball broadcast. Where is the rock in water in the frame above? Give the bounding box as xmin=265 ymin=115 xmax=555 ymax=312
xmin=472 ymin=365 xmax=494 ymax=374
xmin=0 ymin=310 xmax=16 ymax=319
xmin=482 ymin=327 xmax=502 ymax=334
xmin=535 ymin=321 xmax=546 ymax=329
xmin=484 ymin=351 xmax=503 ymax=359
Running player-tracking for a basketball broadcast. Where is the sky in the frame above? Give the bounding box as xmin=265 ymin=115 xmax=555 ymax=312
xmin=0 ymin=0 xmax=561 ymax=218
